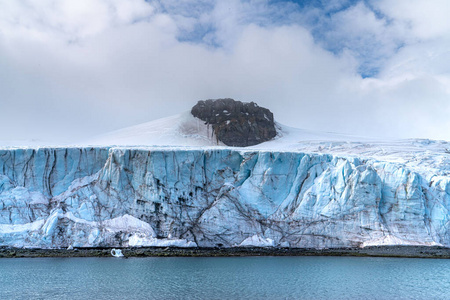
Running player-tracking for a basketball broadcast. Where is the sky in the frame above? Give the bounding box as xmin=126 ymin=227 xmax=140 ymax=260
xmin=1 ymin=0 xmax=450 ymax=143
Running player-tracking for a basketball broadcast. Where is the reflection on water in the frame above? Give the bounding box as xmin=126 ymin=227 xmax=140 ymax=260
xmin=0 ymin=256 xmax=449 ymax=299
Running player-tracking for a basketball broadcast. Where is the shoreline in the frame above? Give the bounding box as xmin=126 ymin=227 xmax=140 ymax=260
xmin=1 ymin=246 xmax=449 ymax=259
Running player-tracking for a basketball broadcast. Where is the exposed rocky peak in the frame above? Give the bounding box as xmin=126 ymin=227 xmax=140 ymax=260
xmin=191 ymin=98 xmax=277 ymax=147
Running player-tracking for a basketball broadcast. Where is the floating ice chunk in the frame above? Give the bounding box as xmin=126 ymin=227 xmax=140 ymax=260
xmin=111 ymin=248 xmax=124 ymax=257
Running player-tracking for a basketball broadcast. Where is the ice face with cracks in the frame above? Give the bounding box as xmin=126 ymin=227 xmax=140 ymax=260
xmin=0 ymin=146 xmax=448 ymax=249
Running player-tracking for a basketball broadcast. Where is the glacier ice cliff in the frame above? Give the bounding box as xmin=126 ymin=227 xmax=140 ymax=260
xmin=0 ymin=147 xmax=449 ymax=249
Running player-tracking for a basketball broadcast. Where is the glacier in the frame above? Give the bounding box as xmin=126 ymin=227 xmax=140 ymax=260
xmin=0 ymin=146 xmax=449 ymax=249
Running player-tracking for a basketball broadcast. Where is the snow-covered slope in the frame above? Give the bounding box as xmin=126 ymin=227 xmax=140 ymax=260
xmin=85 ymin=112 xmax=224 ymax=147
xmin=0 ymin=113 xmax=449 ymax=249
xmin=86 ymin=111 xmax=370 ymax=147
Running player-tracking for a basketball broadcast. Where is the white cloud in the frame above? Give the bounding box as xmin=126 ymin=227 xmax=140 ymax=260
xmin=375 ymin=0 xmax=450 ymax=40
xmin=0 ymin=0 xmax=154 ymax=41
xmin=0 ymin=0 xmax=450 ymax=142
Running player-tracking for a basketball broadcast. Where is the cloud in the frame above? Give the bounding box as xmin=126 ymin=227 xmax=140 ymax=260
xmin=316 ymin=2 xmax=404 ymax=77
xmin=0 ymin=0 xmax=450 ymax=142
xmin=375 ymin=0 xmax=450 ymax=40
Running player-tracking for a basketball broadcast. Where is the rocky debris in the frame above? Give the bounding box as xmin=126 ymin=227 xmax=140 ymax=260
xmin=191 ymin=98 xmax=277 ymax=147
xmin=1 ymin=246 xmax=449 ymax=258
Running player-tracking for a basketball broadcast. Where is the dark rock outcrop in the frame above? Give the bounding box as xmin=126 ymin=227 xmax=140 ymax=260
xmin=191 ymin=98 xmax=277 ymax=147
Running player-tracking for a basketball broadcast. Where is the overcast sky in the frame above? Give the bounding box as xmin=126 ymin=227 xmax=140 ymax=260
xmin=1 ymin=0 xmax=450 ymax=143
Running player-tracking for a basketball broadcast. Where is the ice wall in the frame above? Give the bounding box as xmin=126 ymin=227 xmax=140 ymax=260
xmin=0 ymin=147 xmax=448 ymax=248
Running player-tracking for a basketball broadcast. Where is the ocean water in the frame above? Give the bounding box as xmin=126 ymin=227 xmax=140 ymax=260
xmin=0 ymin=256 xmax=449 ymax=299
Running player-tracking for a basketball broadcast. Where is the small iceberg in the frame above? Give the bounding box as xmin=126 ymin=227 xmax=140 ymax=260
xmin=111 ymin=248 xmax=124 ymax=257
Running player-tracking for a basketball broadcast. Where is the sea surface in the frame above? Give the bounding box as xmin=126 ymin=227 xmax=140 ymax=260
xmin=0 ymin=256 xmax=449 ymax=299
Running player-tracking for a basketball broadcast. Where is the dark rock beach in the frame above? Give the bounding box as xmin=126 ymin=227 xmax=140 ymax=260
xmin=1 ymin=246 xmax=449 ymax=259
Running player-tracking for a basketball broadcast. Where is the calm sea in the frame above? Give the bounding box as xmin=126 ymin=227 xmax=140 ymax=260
xmin=0 ymin=256 xmax=448 ymax=299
